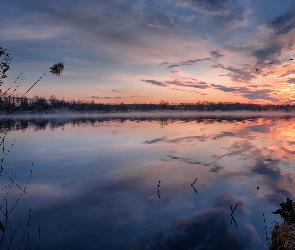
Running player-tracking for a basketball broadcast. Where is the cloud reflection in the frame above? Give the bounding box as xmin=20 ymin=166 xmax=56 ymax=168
xmin=5 ymin=115 xmax=295 ymax=249
xmin=137 ymin=192 xmax=261 ymax=250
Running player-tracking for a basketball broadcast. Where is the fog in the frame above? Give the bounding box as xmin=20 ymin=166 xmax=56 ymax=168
xmin=1 ymin=110 xmax=295 ymax=119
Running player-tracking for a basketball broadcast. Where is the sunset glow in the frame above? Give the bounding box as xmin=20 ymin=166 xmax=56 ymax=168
xmin=2 ymin=0 xmax=295 ymax=104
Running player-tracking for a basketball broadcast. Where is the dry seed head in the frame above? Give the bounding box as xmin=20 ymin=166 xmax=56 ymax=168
xmin=50 ymin=62 xmax=64 ymax=76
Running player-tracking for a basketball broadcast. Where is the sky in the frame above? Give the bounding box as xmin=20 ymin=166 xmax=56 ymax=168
xmin=2 ymin=0 xmax=295 ymax=104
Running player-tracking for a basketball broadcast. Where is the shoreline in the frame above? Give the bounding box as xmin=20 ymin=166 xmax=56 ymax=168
xmin=1 ymin=110 xmax=295 ymax=119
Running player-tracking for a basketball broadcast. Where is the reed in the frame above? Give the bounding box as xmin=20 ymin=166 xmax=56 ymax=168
xmin=0 ymin=46 xmax=64 ymax=249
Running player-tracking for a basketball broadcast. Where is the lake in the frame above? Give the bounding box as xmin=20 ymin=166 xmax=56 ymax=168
xmin=0 ymin=112 xmax=294 ymax=250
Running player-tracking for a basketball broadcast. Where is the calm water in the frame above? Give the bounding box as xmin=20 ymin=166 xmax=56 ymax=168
xmin=1 ymin=114 xmax=295 ymax=249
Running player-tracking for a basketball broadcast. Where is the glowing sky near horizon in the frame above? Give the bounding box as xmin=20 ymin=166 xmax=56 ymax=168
xmin=2 ymin=0 xmax=295 ymax=104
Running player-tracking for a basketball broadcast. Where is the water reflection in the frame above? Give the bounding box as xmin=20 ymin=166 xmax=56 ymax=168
xmin=1 ymin=115 xmax=295 ymax=249
xmin=1 ymin=114 xmax=295 ymax=131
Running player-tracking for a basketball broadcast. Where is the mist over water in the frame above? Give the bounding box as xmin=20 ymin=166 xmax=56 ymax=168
xmin=2 ymin=110 xmax=295 ymax=119
xmin=2 ymin=111 xmax=295 ymax=132
xmin=1 ymin=114 xmax=294 ymax=249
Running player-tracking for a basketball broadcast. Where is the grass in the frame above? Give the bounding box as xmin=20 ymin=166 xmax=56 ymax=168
xmin=0 ymin=46 xmax=63 ymax=249
xmin=270 ymin=222 xmax=295 ymax=250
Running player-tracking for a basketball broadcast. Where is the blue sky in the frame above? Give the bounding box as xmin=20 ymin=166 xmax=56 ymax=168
xmin=2 ymin=0 xmax=295 ymax=104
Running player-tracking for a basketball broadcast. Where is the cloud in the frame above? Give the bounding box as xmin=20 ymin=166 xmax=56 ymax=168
xmin=175 ymin=0 xmax=233 ymax=15
xmin=249 ymin=158 xmax=293 ymax=205
xmin=213 ymin=63 xmax=256 ymax=83
xmin=280 ymin=146 xmax=295 ymax=154
xmin=212 ymin=131 xmax=235 ymax=140
xmin=6 ymin=0 xmax=295 ymax=105
xmin=111 ymin=89 xmax=123 ymax=93
xmin=165 ymin=154 xmax=207 ymax=166
xmin=167 ymin=58 xmax=211 ymax=68
xmin=144 ymin=77 xmax=277 ymax=102
xmin=214 ymin=137 xmax=293 ymax=206
xmin=181 ymin=58 xmax=212 ymax=65
xmin=168 ymin=16 xmax=178 ymax=28
xmin=286 ymin=78 xmax=295 ymax=84
xmin=247 ymin=84 xmax=273 ymax=88
xmin=142 ymin=78 xmax=210 ymax=89
xmin=252 ymin=43 xmax=283 ymax=65
xmin=210 ymin=50 xmax=224 ymax=59
xmin=210 ymin=165 xmax=223 ymax=172
xmin=251 ymin=159 xmax=281 ymax=181
xmin=263 ymin=187 xmax=292 ymax=206
xmin=265 ymin=61 xmax=275 ymax=65
xmin=138 ymin=193 xmax=259 ymax=250
xmin=144 ymin=134 xmax=209 ymax=145
xmin=10 ymin=0 xmax=189 ymax=64
xmin=210 ymin=84 xmax=249 ymax=93
xmin=147 ymin=21 xmax=162 ymax=29
xmin=142 ymin=79 xmax=167 ymax=87
xmin=167 ymin=79 xmax=210 ymax=89
xmin=167 ymin=64 xmax=181 ymax=68
xmin=169 ymin=87 xmax=200 ymax=93
xmin=245 ymin=124 xmax=271 ymax=134
xmin=242 ymin=89 xmax=279 ymax=102
xmin=280 ymin=69 xmax=295 ymax=78
xmin=216 ymin=8 xmax=250 ymax=30
xmin=34 ymin=174 xmax=165 ymax=249
xmin=170 ymin=70 xmax=180 ymax=74
xmin=146 ymin=12 xmax=179 ymax=29
xmin=144 ymin=136 xmax=167 ymax=144
xmin=20 ymin=0 xmax=141 ymax=43
xmin=267 ymin=9 xmax=295 ymax=36
xmin=175 ymin=0 xmax=250 ymax=29
xmin=212 ymin=140 xmax=254 ymax=161
xmin=91 ymin=96 xmax=121 ymax=99
xmin=251 ymin=7 xmax=295 ymax=66
xmin=148 ymin=212 xmax=246 ymax=249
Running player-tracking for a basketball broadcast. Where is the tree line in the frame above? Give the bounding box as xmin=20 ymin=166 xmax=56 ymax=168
xmin=1 ymin=95 xmax=295 ymax=113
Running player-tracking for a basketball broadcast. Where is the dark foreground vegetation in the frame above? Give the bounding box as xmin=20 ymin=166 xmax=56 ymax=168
xmin=2 ymin=96 xmax=295 ymax=113
xmin=270 ymin=198 xmax=295 ymax=249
